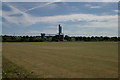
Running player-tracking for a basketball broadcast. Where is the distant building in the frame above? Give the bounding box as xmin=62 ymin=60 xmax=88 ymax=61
xmin=57 ymin=24 xmax=64 ymax=41
xmin=41 ymin=24 xmax=64 ymax=41
xmin=41 ymin=33 xmax=45 ymax=39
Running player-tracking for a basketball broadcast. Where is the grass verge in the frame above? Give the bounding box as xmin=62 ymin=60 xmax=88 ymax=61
xmin=2 ymin=57 xmax=38 ymax=79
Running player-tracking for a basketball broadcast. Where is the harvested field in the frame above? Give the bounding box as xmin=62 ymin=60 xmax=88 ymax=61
xmin=2 ymin=42 xmax=118 ymax=78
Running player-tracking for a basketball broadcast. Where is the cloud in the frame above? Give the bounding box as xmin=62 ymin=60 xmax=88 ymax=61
xmin=63 ymin=23 xmax=118 ymax=37
xmin=3 ymin=3 xmax=118 ymax=30
xmin=21 ymin=24 xmax=118 ymax=36
xmin=89 ymin=6 xmax=101 ymax=8
xmin=23 ymin=29 xmax=57 ymax=36
xmin=85 ymin=4 xmax=101 ymax=8
xmin=113 ymin=10 xmax=120 ymax=13
xmin=85 ymin=22 xmax=117 ymax=28
xmin=65 ymin=30 xmax=117 ymax=37
xmin=2 ymin=4 xmax=117 ymax=25
xmin=0 ymin=10 xmax=2 ymax=17
xmin=25 ymin=30 xmax=40 ymax=34
xmin=23 ymin=2 xmax=55 ymax=13
xmin=2 ymin=0 xmax=120 ymax=2
xmin=2 ymin=2 xmax=118 ymax=37
xmin=23 ymin=0 xmax=62 ymax=12
xmin=3 ymin=11 xmax=117 ymax=27
xmin=3 ymin=3 xmax=35 ymax=26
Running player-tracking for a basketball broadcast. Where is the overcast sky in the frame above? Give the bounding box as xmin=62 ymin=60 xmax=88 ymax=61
xmin=2 ymin=2 xmax=119 ymax=36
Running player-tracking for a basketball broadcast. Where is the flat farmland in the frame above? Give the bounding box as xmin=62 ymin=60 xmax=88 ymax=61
xmin=3 ymin=42 xmax=118 ymax=78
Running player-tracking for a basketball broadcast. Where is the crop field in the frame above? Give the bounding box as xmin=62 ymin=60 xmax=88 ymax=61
xmin=0 ymin=43 xmax=2 ymax=79
xmin=2 ymin=42 xmax=118 ymax=78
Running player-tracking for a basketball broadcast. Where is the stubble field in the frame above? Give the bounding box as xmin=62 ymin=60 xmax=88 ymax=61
xmin=2 ymin=42 xmax=118 ymax=78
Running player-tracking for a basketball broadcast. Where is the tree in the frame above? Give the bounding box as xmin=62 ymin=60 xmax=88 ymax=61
xmin=64 ymin=35 xmax=71 ymax=41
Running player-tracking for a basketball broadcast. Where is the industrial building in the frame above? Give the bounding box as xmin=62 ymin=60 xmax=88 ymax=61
xmin=41 ymin=24 xmax=64 ymax=41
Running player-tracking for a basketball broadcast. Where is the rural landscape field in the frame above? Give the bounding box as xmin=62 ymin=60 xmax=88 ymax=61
xmin=2 ymin=42 xmax=118 ymax=78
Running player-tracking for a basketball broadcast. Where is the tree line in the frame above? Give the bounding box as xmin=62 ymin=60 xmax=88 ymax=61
xmin=2 ymin=35 xmax=120 ymax=42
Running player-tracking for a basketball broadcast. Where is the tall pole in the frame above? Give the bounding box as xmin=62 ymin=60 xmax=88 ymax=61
xmin=58 ymin=24 xmax=62 ymax=41
xmin=59 ymin=24 xmax=62 ymax=35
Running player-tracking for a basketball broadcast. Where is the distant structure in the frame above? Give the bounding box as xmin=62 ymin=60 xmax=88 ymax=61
xmin=59 ymin=24 xmax=62 ymax=35
xmin=41 ymin=33 xmax=45 ymax=39
xmin=57 ymin=24 xmax=64 ymax=41
xmin=41 ymin=24 xmax=64 ymax=41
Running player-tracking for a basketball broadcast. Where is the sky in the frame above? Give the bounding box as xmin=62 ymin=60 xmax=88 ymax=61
xmin=2 ymin=0 xmax=120 ymax=2
xmin=2 ymin=1 xmax=119 ymax=37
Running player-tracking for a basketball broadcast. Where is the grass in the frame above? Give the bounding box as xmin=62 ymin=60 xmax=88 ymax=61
xmin=2 ymin=57 xmax=38 ymax=78
xmin=2 ymin=42 xmax=118 ymax=78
